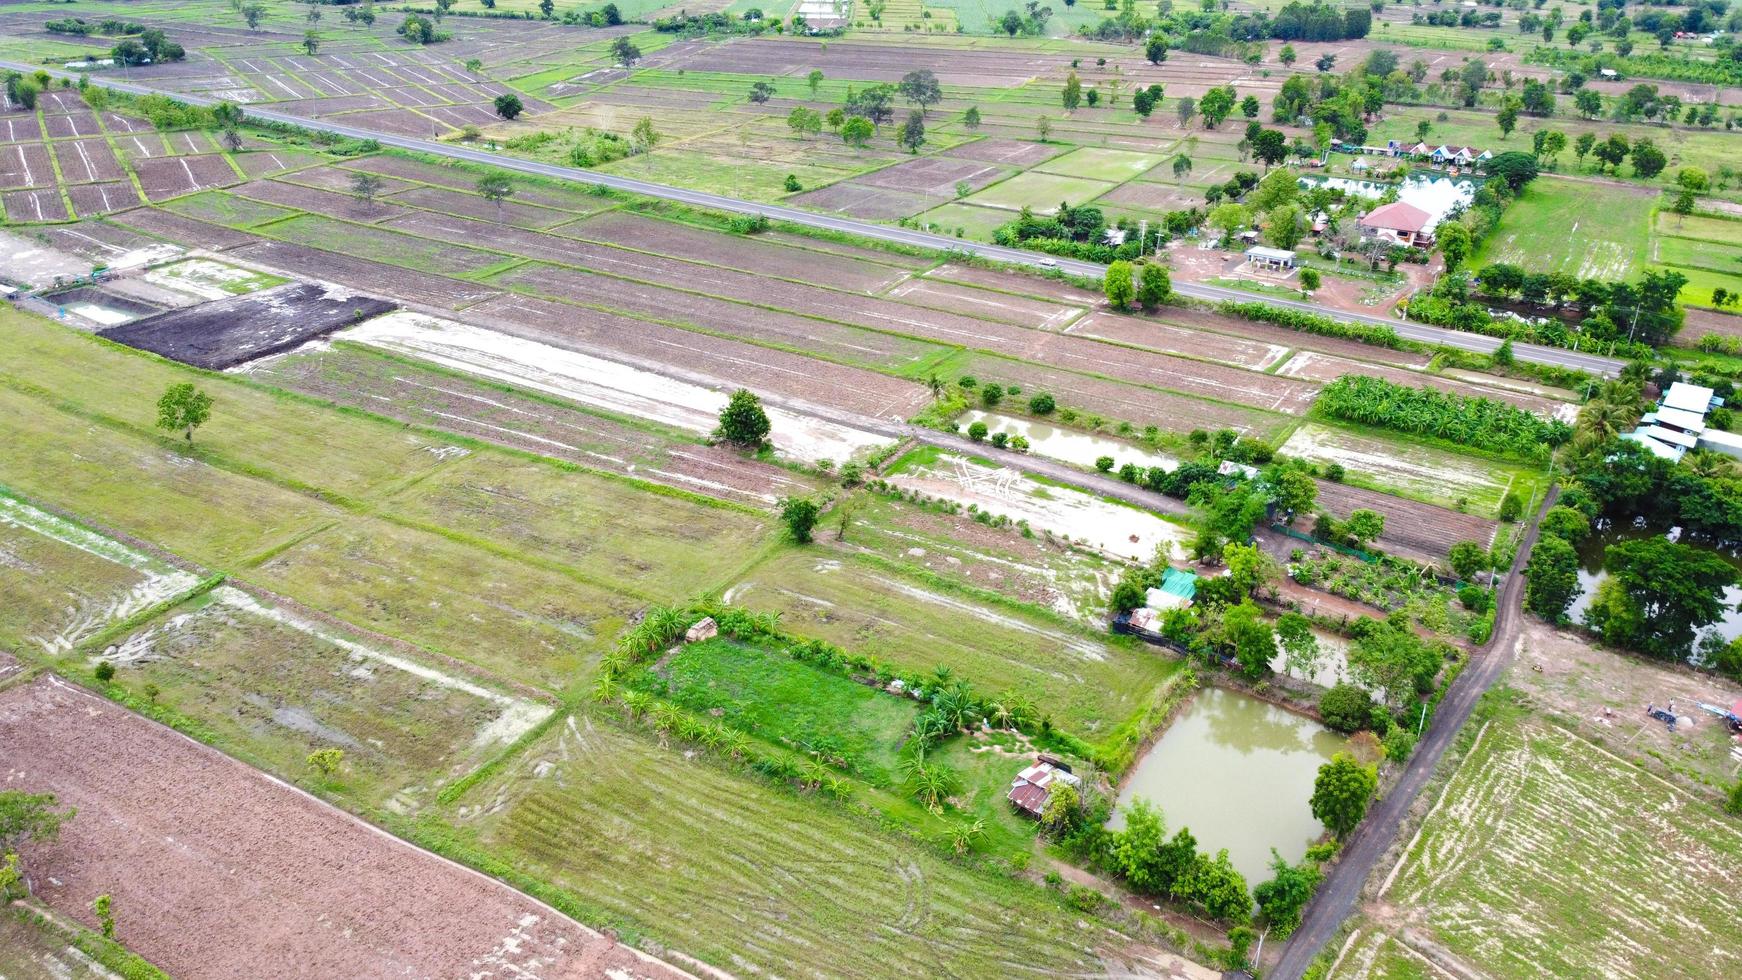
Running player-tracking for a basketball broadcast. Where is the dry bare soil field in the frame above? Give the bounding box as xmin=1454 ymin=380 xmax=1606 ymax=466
xmin=0 ymin=674 xmax=693 ymax=980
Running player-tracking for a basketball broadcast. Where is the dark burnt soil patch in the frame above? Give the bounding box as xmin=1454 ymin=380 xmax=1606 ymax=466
xmin=100 ymin=282 xmax=394 ymax=369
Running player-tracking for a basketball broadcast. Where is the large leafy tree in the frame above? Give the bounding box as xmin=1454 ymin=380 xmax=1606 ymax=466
xmin=716 ymin=388 xmax=771 ymax=446
xmin=1310 ymin=753 xmax=1377 ymax=839
xmin=1585 ymin=537 xmax=1738 ymax=659
xmin=1523 ymin=533 xmax=1581 ymax=622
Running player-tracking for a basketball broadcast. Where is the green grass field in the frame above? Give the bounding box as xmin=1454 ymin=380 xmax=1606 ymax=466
xmin=380 ymin=454 xmax=768 ymax=601
xmin=450 ymin=709 xmax=1133 ymax=976
xmin=1471 ymin=176 xmax=1655 ymax=281
xmin=1035 ymin=146 xmax=1165 ymax=182
xmin=161 ymin=190 xmax=296 ymax=229
xmin=629 ymin=636 xmax=920 ymax=783
xmin=726 ymin=549 xmax=1177 ymax=746
xmin=1652 ymin=210 xmax=1742 ymax=307
xmin=1384 ymin=698 xmax=1742 ymax=978
xmin=964 ymin=170 xmax=1115 ymax=213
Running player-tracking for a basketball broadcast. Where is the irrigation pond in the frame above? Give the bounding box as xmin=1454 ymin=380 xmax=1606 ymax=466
xmin=956 ymin=410 xmax=1178 ymax=473
xmin=1109 ymin=687 xmax=1347 ymax=883
xmin=1569 ymin=522 xmax=1742 ymax=648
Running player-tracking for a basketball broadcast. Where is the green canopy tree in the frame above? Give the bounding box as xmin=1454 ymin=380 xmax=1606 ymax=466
xmin=716 ymin=388 xmax=771 ymax=446
xmin=1310 ymin=753 xmax=1377 ymax=839
xmin=1523 ymin=533 xmax=1581 ymax=622
xmin=156 ymin=383 xmax=213 ymax=444
xmin=1585 ymin=537 xmax=1738 ymax=659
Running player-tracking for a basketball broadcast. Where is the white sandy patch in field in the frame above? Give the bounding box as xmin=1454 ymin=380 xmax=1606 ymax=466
xmin=144 ymin=259 xmax=269 ymax=301
xmin=341 ymin=311 xmax=892 ymax=464
xmin=870 ymin=574 xmax=1108 ymax=660
xmin=1280 ymin=423 xmax=1509 ymax=511
xmin=888 ymin=453 xmax=1188 ymax=563
xmin=112 ymin=587 xmax=551 ymax=748
xmin=1 ymin=495 xmax=201 ymax=654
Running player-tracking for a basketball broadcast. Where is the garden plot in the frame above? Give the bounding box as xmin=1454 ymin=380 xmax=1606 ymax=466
xmin=3 ymin=186 xmax=65 ymax=221
xmin=100 ymin=282 xmax=395 ymax=370
xmin=561 ymin=209 xmax=911 ymax=293
xmin=250 ymin=342 xmax=819 ymax=508
xmin=1066 ymin=310 xmax=1289 ymax=371
xmin=231 ymin=146 xmax=322 ymax=178
xmin=66 ymin=181 xmax=139 ymax=217
xmin=105 ymin=207 xmax=261 ymax=250
xmin=1281 ymin=423 xmax=1518 ymax=520
xmin=382 ymin=453 xmax=768 ymax=600
xmin=853 ymin=155 xmax=1008 ymax=197
xmin=884 ymin=277 xmax=1082 ymax=329
xmin=0 ymin=675 xmax=692 ymax=980
xmin=40 ymin=110 xmax=98 ymax=139
xmin=49 ymin=139 xmax=123 ymax=184
xmin=232 ymin=177 xmax=412 ymax=223
xmin=0 ymin=139 xmax=51 ymax=188
xmin=341 ymin=311 xmax=895 ymax=464
xmin=387 ymin=184 xmax=574 ymax=229
xmin=101 ymin=585 xmax=552 ymax=810
xmin=790 ymin=181 xmax=942 ymax=220
xmin=0 ymin=113 xmax=41 ymax=142
xmin=1278 ymin=350 xmax=1573 ymax=421
xmin=942 ymin=137 xmax=1065 ymax=167
xmin=1472 ymin=176 xmax=1654 ymax=282
xmin=0 ymin=494 xmax=201 ymax=656
xmin=489 ymin=260 xmax=946 ymax=374
xmin=1385 ymin=706 xmax=1742 ymax=979
xmin=727 ymin=549 xmax=1176 ymax=742
xmin=337 ymin=155 xmax=617 ymax=214
xmin=131 ymin=154 xmax=241 ymax=201
xmin=950 ymin=351 xmax=1289 ymax=439
xmin=887 ymin=448 xmax=1189 ymax=563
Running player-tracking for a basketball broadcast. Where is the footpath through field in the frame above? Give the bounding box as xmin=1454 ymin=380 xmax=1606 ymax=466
xmin=1267 ymin=484 xmax=1561 ymax=979
xmin=0 ymin=61 xmax=1624 ymax=378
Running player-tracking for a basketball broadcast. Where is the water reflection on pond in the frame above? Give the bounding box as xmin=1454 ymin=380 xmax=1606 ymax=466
xmin=958 ymin=410 xmax=1178 ymax=473
xmin=1568 ymin=522 xmax=1742 ymax=647
xmin=1109 ymin=688 xmax=1347 ymax=883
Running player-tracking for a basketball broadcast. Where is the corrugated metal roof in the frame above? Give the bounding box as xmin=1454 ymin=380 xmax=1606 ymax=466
xmin=1663 ymin=382 xmax=1716 ymax=414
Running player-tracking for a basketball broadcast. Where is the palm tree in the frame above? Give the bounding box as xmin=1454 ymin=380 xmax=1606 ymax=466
xmin=1576 ymin=397 xmax=1634 ymax=444
xmin=943 ymin=818 xmax=986 ymax=856
xmin=927 ymin=374 xmax=946 ymax=400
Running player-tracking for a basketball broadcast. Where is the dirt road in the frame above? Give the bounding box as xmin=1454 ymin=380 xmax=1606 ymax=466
xmin=1266 ymin=486 xmax=1559 ymax=979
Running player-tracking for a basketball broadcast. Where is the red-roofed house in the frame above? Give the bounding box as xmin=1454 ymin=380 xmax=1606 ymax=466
xmin=1359 ymin=201 xmax=1435 ymax=248
xmin=1007 ymin=756 xmax=1081 ymax=817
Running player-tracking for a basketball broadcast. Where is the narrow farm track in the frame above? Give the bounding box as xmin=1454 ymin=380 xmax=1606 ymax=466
xmin=1268 ymin=485 xmax=1560 ymax=980
xmin=1 ymin=62 xmax=1624 ymax=377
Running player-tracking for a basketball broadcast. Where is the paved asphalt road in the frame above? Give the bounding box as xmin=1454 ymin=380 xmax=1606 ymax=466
xmin=7 ymin=61 xmax=1624 ymax=377
xmin=1267 ymin=484 xmax=1560 ymax=980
